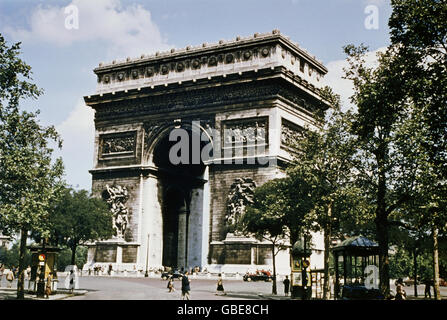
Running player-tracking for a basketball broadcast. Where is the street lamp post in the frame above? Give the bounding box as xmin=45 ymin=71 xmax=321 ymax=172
xmin=145 ymin=233 xmax=150 ymax=277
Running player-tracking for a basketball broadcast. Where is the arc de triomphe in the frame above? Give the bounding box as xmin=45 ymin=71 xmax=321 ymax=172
xmin=83 ymin=30 xmax=330 ymax=274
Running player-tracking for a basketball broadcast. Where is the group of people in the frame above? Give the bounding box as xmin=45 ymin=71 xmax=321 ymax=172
xmin=395 ymin=277 xmax=436 ymax=300
xmin=166 ymin=271 xmax=192 ymax=300
xmin=0 ymin=264 xmax=33 ymax=288
xmin=166 ymin=272 xmax=227 ymax=299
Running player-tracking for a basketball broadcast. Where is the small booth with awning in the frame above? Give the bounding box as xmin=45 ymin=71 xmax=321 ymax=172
xmin=28 ymin=244 xmax=61 ymax=296
xmin=331 ymin=235 xmax=383 ymax=300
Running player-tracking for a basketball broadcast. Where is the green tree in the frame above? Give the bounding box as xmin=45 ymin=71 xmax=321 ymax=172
xmin=239 ymin=173 xmax=315 ymax=295
xmin=288 ymin=99 xmax=371 ymax=299
xmin=0 ymin=242 xmax=32 ymax=269
xmin=342 ymin=44 xmax=419 ymax=297
xmin=48 ymin=187 xmax=113 ymax=266
xmin=389 ymin=0 xmax=447 ymax=300
xmin=240 ymin=179 xmax=289 ymax=295
xmin=0 ymin=34 xmax=64 ymax=299
xmin=56 ymin=245 xmax=88 ymax=271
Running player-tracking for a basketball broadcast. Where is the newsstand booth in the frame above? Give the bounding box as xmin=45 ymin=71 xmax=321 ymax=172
xmin=28 ymin=244 xmax=60 ymax=295
xmin=332 ymin=236 xmax=384 ymax=300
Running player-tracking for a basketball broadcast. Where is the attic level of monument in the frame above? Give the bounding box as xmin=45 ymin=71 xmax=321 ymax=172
xmin=83 ymin=30 xmax=330 ymax=275
xmin=84 ymin=30 xmax=329 ymax=115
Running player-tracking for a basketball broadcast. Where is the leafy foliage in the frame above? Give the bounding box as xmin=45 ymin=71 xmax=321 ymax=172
xmin=0 ymin=242 xmax=32 ymax=269
xmin=56 ymin=245 xmax=88 ymax=271
xmin=0 ymin=33 xmax=65 ymax=299
xmin=48 ymin=187 xmax=113 ymax=265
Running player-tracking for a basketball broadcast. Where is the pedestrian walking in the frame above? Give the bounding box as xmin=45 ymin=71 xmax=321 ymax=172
xmin=283 ymin=275 xmax=290 ymax=296
xmin=6 ymin=268 xmax=14 ymax=288
xmin=181 ymin=271 xmax=191 ymax=300
xmin=67 ymin=270 xmax=75 ymax=293
xmin=167 ymin=276 xmax=175 ymax=293
xmin=216 ymin=273 xmax=226 ymax=295
xmin=423 ymin=277 xmax=433 ymax=299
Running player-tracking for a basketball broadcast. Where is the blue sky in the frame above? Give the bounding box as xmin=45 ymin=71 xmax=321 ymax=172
xmin=0 ymin=0 xmax=392 ymax=191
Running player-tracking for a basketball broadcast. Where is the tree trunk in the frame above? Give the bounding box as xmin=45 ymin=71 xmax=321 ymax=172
xmin=432 ymin=227 xmax=441 ymax=300
xmin=271 ymin=243 xmax=277 ymax=295
xmin=376 ymin=147 xmax=390 ymax=298
xmin=376 ymin=217 xmax=390 ymax=297
xmin=413 ymin=247 xmax=418 ymax=297
xmin=17 ymin=227 xmax=28 ymax=300
xmin=323 ymin=202 xmax=333 ymax=300
xmin=71 ymin=242 xmax=77 ymax=266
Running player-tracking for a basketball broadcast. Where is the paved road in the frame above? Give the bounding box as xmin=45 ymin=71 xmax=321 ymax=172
xmin=62 ymin=276 xmax=278 ymax=300
xmin=61 ymin=277 xmax=447 ymax=300
xmin=2 ymin=275 xmax=446 ymax=300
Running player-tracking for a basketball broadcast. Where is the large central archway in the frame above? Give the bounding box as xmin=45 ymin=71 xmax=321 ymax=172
xmin=151 ymin=124 xmax=211 ymax=270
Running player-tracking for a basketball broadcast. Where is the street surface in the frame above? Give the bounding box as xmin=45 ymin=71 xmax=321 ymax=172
xmin=63 ymin=276 xmax=275 ymax=300
xmin=1 ymin=274 xmax=446 ymax=300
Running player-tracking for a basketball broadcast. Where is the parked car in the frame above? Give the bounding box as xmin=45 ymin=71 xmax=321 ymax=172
xmin=243 ymin=271 xmax=273 ymax=282
xmin=403 ymin=278 xmax=418 ymax=286
xmin=161 ymin=270 xmax=183 ymax=280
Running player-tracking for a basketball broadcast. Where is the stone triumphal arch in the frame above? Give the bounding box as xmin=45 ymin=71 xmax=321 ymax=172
xmin=84 ymin=30 xmax=331 ymax=274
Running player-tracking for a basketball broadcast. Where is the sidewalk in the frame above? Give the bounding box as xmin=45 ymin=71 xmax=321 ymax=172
xmin=0 ymin=288 xmax=87 ymax=300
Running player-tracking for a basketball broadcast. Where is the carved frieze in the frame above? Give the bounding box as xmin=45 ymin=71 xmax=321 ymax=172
xmin=102 ymin=184 xmax=130 ymax=240
xmin=281 ymin=119 xmax=303 ymax=150
xmin=94 ymin=82 xmax=317 ymax=122
xmin=226 ymin=178 xmax=257 ymax=234
xmin=222 ymin=117 xmax=268 ymax=148
xmin=99 ymin=131 xmax=136 ymax=159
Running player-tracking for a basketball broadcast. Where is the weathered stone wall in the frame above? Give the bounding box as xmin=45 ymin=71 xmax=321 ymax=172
xmin=91 ymin=174 xmax=141 ymax=244
xmin=95 ymin=244 xmax=117 ymax=263
xmin=209 ymin=243 xmax=252 ymax=265
xmin=93 ymin=122 xmax=144 ymax=169
xmin=208 ymin=164 xmax=279 ymax=242
xmin=122 ymin=245 xmax=138 ymax=263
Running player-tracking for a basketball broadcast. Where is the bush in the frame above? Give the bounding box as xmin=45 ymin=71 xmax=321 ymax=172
xmin=0 ymin=242 xmax=31 ymax=268
xmin=56 ymin=246 xmax=87 ymax=271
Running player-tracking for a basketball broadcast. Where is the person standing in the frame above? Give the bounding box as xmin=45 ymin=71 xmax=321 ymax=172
xmin=181 ymin=271 xmax=191 ymax=300
xmin=423 ymin=277 xmax=432 ymax=299
xmin=26 ymin=266 xmax=31 ymax=280
xmin=216 ymin=273 xmax=225 ymax=295
xmin=6 ymin=268 xmax=14 ymax=288
xmin=283 ymin=275 xmax=290 ymax=296
xmin=0 ymin=263 xmax=4 ymax=287
xmin=44 ymin=273 xmax=53 ymax=299
xmin=395 ymin=278 xmax=406 ymax=300
xmin=67 ymin=270 xmax=75 ymax=293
